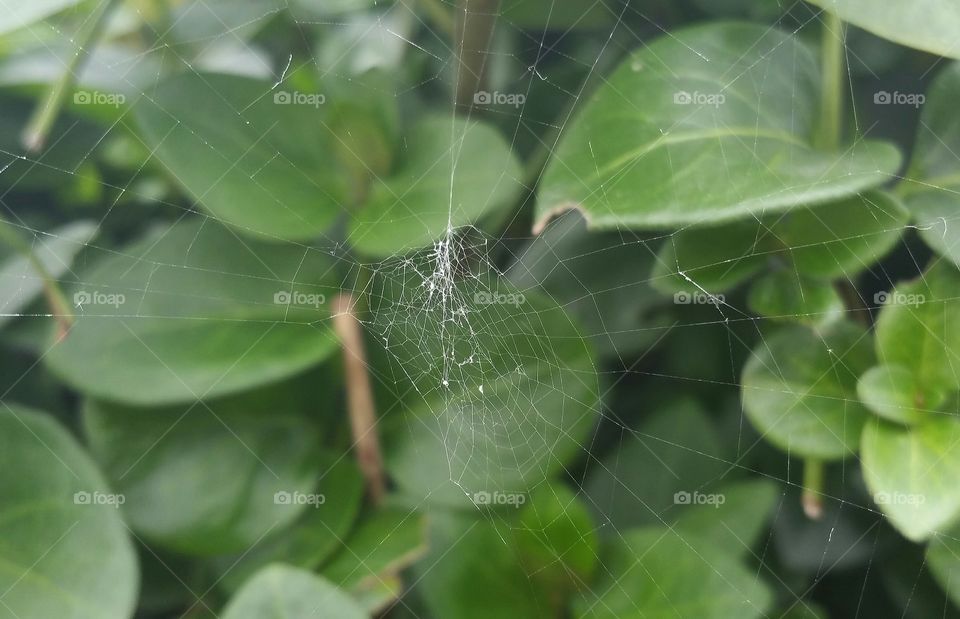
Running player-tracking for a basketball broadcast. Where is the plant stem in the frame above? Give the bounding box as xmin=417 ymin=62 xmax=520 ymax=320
xmin=0 ymin=221 xmax=74 ymax=340
xmin=332 ymin=293 xmax=386 ymax=504
xmin=815 ymin=12 xmax=846 ymax=151
xmin=22 ymin=0 xmax=122 ymax=153
xmin=802 ymin=458 xmax=825 ymax=520
xmin=454 ymin=0 xmax=501 ymax=108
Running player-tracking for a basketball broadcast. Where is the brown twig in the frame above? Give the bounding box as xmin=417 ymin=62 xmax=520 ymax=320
xmin=332 ymin=294 xmax=386 ymax=504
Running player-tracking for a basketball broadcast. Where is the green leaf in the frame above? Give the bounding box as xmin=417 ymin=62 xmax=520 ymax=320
xmin=348 ymin=115 xmax=521 ymax=257
xmin=874 ymin=261 xmax=960 ymax=394
xmin=0 ymin=0 xmax=81 ymax=36
xmin=221 ymin=564 xmax=367 ymax=619
xmin=45 ymin=219 xmax=340 ymax=405
xmin=322 ymin=506 xmax=427 ymax=613
xmin=927 ymin=525 xmax=960 ymax=609
xmin=652 ymin=192 xmax=908 ymax=294
xmin=583 ymin=399 xmax=726 ymax=531
xmin=0 ymin=405 xmax=138 ymax=619
xmin=215 ymin=455 xmax=365 ymax=592
xmin=507 ymin=211 xmax=668 ymax=359
xmin=674 ymin=478 xmax=780 ymax=558
xmin=513 ymin=484 xmax=598 ymax=592
xmin=741 ymin=321 xmax=875 ymax=459
xmin=747 ymin=272 xmax=844 ymax=325
xmin=0 ymin=221 xmax=96 ymax=329
xmin=536 ymin=22 xmax=901 ymax=231
xmin=862 ymin=417 xmax=960 ymax=541
xmin=381 ymin=282 xmax=599 ymax=507
xmin=133 ymin=73 xmax=348 ymax=241
xmin=807 ymin=0 xmax=960 ymax=59
xmin=574 ymin=527 xmax=773 ymax=619
xmin=857 ymin=365 xmax=947 ymax=425
xmin=901 ymin=62 xmax=960 ymax=268
xmin=83 ymin=379 xmax=330 ymax=555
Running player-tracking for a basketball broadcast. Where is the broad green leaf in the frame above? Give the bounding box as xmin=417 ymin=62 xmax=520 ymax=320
xmin=414 ymin=513 xmax=548 ymax=618
xmin=778 ymin=604 xmax=828 ymax=619
xmin=0 ymin=0 xmax=81 ymax=36
xmin=0 ymin=221 xmax=96 ymax=328
xmin=507 ymin=211 xmax=668 ymax=359
xmin=380 ymin=280 xmax=599 ymax=507
xmin=674 ymin=478 xmax=780 ymax=558
xmin=874 ymin=261 xmax=960 ymax=394
xmin=133 ymin=73 xmax=349 ymax=241
xmin=807 ymin=0 xmax=960 ymax=59
xmin=583 ymin=399 xmax=726 ymax=530
xmin=536 ymin=22 xmax=901 ymax=232
xmin=322 ymin=506 xmax=427 ymax=613
xmin=83 ymin=379 xmax=329 ymax=555
xmin=574 ymin=527 xmax=773 ymax=619
xmin=741 ymin=321 xmax=875 ymax=459
xmin=500 ymin=0 xmax=615 ymax=29
xmin=348 ymin=115 xmax=521 ymax=257
xmin=901 ymin=62 xmax=960 ymax=268
xmin=215 ymin=455 xmax=365 ymax=591
xmin=862 ymin=417 xmax=960 ymax=541
xmin=513 ymin=484 xmax=598 ymax=593
xmin=45 ymin=219 xmax=340 ymax=405
xmin=747 ymin=272 xmax=844 ymax=325
xmin=221 ymin=564 xmax=367 ymax=619
xmin=652 ymin=192 xmax=908 ymax=294
xmin=927 ymin=525 xmax=960 ymax=609
xmin=0 ymin=405 xmax=138 ymax=619
xmin=857 ymin=365 xmax=947 ymax=425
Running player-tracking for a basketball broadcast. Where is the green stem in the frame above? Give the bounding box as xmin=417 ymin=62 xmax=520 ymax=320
xmin=22 ymin=0 xmax=122 ymax=153
xmin=454 ymin=0 xmax=501 ymax=108
xmin=815 ymin=12 xmax=846 ymax=151
xmin=802 ymin=458 xmax=825 ymax=520
xmin=0 ymin=221 xmax=74 ymax=338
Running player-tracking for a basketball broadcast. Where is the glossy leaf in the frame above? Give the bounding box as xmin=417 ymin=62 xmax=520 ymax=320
xmin=862 ymin=417 xmax=960 ymax=541
xmin=747 ymin=272 xmax=844 ymax=325
xmin=741 ymin=321 xmax=874 ymax=459
xmin=221 ymin=564 xmax=367 ymax=619
xmin=927 ymin=525 xmax=960 ymax=609
xmin=0 ymin=406 xmax=138 ymax=619
xmin=45 ymin=219 xmax=340 ymax=405
xmin=674 ymin=478 xmax=780 ymax=558
xmin=857 ymin=364 xmax=947 ymax=425
xmin=807 ymin=0 xmax=960 ymax=59
xmin=536 ymin=22 xmax=901 ymax=231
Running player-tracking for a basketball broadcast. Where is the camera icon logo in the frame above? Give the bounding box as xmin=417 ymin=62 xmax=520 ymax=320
xmin=73 ymin=91 xmax=92 ymax=105
xmin=472 ymin=490 xmax=492 ymax=505
xmin=74 ymin=291 xmax=92 ymax=306
xmin=274 ymin=291 xmax=292 ymax=305
xmin=874 ymin=91 xmax=892 ymax=105
xmin=674 ymin=90 xmax=693 ymax=105
xmin=674 ymin=491 xmax=692 ymax=504
xmin=73 ymin=491 xmax=91 ymax=504
xmin=273 ymin=491 xmax=292 ymax=504
xmin=273 ymin=91 xmax=292 ymax=105
xmin=473 ymin=91 xmax=492 ymax=105
xmin=674 ymin=291 xmax=691 ymax=304
xmin=873 ymin=291 xmax=890 ymax=305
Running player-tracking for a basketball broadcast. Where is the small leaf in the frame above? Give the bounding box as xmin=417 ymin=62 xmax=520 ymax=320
xmin=574 ymin=527 xmax=773 ymax=619
xmin=857 ymin=365 xmax=947 ymax=425
xmin=807 ymin=0 xmax=960 ymax=59
xmin=747 ymin=272 xmax=844 ymax=325
xmin=862 ymin=417 xmax=960 ymax=541
xmin=674 ymin=478 xmax=780 ymax=558
xmin=0 ymin=405 xmax=138 ymax=619
xmin=741 ymin=321 xmax=875 ymax=460
xmin=83 ymin=378 xmax=330 ymax=555
xmin=221 ymin=564 xmax=367 ymax=619
xmin=45 ymin=219 xmax=340 ymax=405
xmin=901 ymin=62 xmax=960 ymax=268
xmin=926 ymin=525 xmax=960 ymax=609
xmin=348 ymin=115 xmax=521 ymax=257
xmin=536 ymin=23 xmax=900 ymax=231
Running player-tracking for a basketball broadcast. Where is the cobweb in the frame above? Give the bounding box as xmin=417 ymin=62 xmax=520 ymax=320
xmin=0 ymin=0 xmax=955 ymax=617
